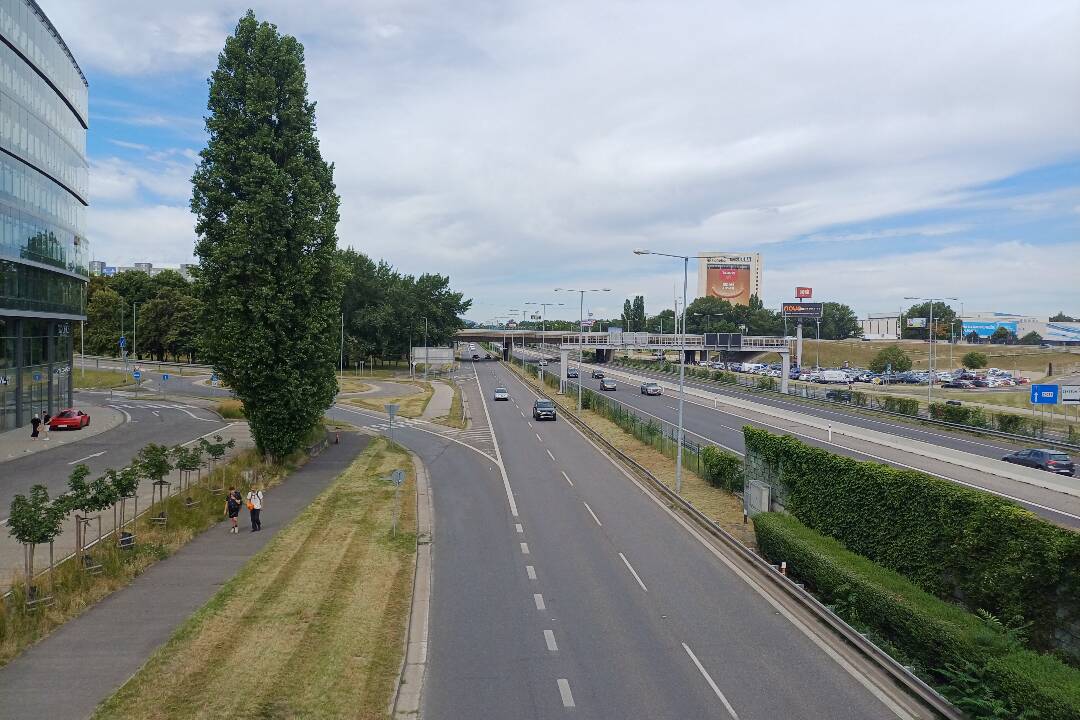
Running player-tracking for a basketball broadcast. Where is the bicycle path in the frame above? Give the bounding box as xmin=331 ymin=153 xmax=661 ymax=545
xmin=0 ymin=433 xmax=370 ymax=720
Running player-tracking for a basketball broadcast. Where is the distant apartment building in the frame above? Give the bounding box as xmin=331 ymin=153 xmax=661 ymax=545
xmin=89 ymin=260 xmax=105 ymax=276
xmin=0 ymin=0 xmax=89 ymax=431
xmin=90 ymin=260 xmax=197 ymax=279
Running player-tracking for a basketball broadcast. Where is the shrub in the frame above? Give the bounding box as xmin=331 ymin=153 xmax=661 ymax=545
xmin=994 ymin=413 xmax=1029 ymax=435
xmin=216 ymin=399 xmax=246 ymax=419
xmin=701 ymin=446 xmax=743 ymax=492
xmin=880 ymin=396 xmax=920 ymax=416
xmin=712 ymin=370 xmax=737 ymax=384
xmin=869 ymin=345 xmax=912 ymax=373
xmin=756 ymin=376 xmax=777 ymax=391
xmin=743 ymin=427 xmax=1080 ymax=662
xmin=929 ymin=403 xmax=990 ymax=428
xmin=963 ymin=351 xmax=989 ymax=369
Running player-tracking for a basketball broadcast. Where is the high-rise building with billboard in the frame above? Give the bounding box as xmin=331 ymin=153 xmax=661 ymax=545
xmin=696 ymin=252 xmax=762 ymax=306
xmin=1 ymin=0 xmax=89 ymax=431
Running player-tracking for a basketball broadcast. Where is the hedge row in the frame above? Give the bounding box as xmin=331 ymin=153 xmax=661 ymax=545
xmin=743 ymin=427 xmax=1080 ymax=663
xmin=754 ymin=512 xmax=1080 ymax=719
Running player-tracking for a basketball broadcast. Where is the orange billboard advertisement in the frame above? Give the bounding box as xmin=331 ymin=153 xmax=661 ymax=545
xmin=705 ymin=263 xmax=752 ymax=304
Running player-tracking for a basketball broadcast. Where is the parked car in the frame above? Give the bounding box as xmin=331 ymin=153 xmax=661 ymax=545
xmin=591 ymin=369 xmax=605 ymax=379
xmin=566 ymin=368 xmax=579 ymax=378
xmin=493 ymin=387 xmax=509 ymax=401
xmin=640 ymin=382 xmax=662 ymax=396
xmin=48 ymin=408 xmax=90 ymax=430
xmin=825 ymin=390 xmax=852 ymax=402
xmin=600 ymin=378 xmax=617 ymax=391
xmin=537 ymin=359 xmax=548 ymax=367
xmin=1002 ymin=449 xmax=1074 ymax=476
xmin=532 ymin=399 xmax=557 ymax=421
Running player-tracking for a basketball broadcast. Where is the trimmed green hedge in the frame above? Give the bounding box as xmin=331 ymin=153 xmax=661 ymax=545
xmin=744 ymin=427 xmax=1080 ymax=663
xmin=701 ymin=446 xmax=743 ymax=492
xmin=754 ymin=512 xmax=1080 ymax=719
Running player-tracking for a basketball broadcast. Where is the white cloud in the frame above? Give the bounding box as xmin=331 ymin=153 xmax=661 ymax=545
xmin=90 ymin=151 xmax=197 ymax=204
xmin=45 ymin=0 xmax=1080 ymax=314
xmin=88 ymin=205 xmax=196 ymax=266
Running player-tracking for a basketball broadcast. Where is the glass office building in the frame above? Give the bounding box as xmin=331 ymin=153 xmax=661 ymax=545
xmin=0 ymin=0 xmax=88 ymax=431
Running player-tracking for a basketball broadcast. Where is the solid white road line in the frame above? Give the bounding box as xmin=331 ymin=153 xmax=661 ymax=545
xmin=546 ymin=449 xmax=555 ymax=461
xmin=561 ymin=470 xmax=574 ymax=486
xmin=557 ymin=679 xmax=575 ymax=708
xmin=583 ymin=501 xmax=602 ymax=527
xmin=536 ymin=433 xmax=542 ymax=442
xmin=534 ymin=593 xmax=546 ymax=610
xmin=520 ymin=542 xmax=530 ymax=554
xmin=68 ymin=450 xmax=106 ymax=465
xmin=515 ymin=523 xmax=523 ymax=533
xmin=110 ymin=405 xmax=133 ymax=423
xmin=619 ymin=552 xmax=648 ymax=592
xmin=682 ymin=643 xmax=740 ymax=719
xmin=177 ymin=407 xmax=218 ymax=422
xmin=520 ymin=410 xmax=525 ymax=418
xmin=526 ymin=565 xmax=537 ymax=580
xmin=528 ymin=421 xmax=533 ymax=428
xmin=471 ymin=363 xmax=520 ymax=518
xmin=544 ymin=629 xmax=558 ymax=652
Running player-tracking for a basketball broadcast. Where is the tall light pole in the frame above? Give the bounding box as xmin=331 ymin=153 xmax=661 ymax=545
xmin=905 ymin=296 xmax=958 ymax=409
xmin=132 ymin=301 xmax=138 ymax=362
xmin=422 ymin=316 xmax=429 ymax=381
xmin=556 ymin=288 xmax=610 ymax=412
xmin=340 ymin=313 xmax=345 ymax=377
xmin=525 ymin=301 xmax=564 ymax=352
xmin=634 ymin=249 xmax=694 ymax=495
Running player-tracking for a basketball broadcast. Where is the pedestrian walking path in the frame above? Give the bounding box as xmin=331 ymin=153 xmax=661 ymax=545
xmin=421 ymin=379 xmax=454 ymax=420
xmin=0 ymin=433 xmax=370 ymax=720
xmin=0 ymin=405 xmax=125 ymax=463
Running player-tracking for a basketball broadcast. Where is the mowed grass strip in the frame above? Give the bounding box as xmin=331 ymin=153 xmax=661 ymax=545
xmin=74 ymin=369 xmax=134 ymax=389
xmin=433 ymin=380 xmax=466 ymax=429
xmin=348 ymin=381 xmax=433 ymax=418
xmin=93 ymin=438 xmax=417 ymax=720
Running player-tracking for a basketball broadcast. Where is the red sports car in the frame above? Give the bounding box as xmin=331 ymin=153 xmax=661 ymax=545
xmin=49 ymin=409 xmax=90 ymax=430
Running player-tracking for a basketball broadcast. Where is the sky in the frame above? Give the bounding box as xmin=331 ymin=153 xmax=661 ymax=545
xmin=46 ymin=0 xmax=1080 ymax=322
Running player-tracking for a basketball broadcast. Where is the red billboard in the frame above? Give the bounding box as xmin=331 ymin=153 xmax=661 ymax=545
xmin=796 ymin=286 xmax=812 ymax=299
xmin=706 ymin=264 xmax=752 ymax=305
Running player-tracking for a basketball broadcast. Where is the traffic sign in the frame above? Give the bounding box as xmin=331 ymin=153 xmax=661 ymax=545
xmin=161 ymin=373 xmax=169 ymax=381
xmin=391 ymin=469 xmax=405 ymax=486
xmin=1030 ymin=384 xmax=1058 ymax=405
xmin=133 ymin=370 xmax=142 ymax=381
xmin=1061 ymin=385 xmax=1080 ymax=405
xmin=210 ymin=373 xmax=218 ymax=385
xmin=385 ymin=403 xmax=399 ymax=419
xmin=119 ymin=335 xmax=126 ymax=348
xmin=32 ymin=371 xmax=41 ymax=382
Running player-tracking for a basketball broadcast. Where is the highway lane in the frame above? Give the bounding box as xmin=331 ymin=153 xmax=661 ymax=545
xmin=0 ymin=398 xmax=228 ymax=518
xmin=473 ymin=360 xmax=907 ymax=719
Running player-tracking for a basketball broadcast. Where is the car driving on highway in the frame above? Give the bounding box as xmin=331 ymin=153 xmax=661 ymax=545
xmin=532 ymin=398 xmax=556 ymax=421
xmin=48 ymin=408 xmax=90 ymax=430
xmin=591 ymin=369 xmax=605 ymax=379
xmin=566 ymin=367 xmax=579 ymax=378
xmin=640 ymin=382 xmax=662 ymax=395
xmin=493 ymin=387 xmax=509 ymax=401
xmin=1002 ymin=449 xmax=1074 ymax=476
xmin=600 ymin=378 xmax=617 ymax=391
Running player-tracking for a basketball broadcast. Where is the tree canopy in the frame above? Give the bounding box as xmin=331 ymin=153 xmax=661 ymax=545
xmin=869 ymin=345 xmax=912 ymax=374
xmin=901 ymin=301 xmax=956 ymax=340
xmin=817 ymin=302 xmax=862 ymax=340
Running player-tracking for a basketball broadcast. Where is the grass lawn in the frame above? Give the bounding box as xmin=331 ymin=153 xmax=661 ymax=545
xmin=433 ymin=380 xmax=466 ymax=429
xmin=215 ymin=399 xmax=245 ymax=419
xmin=791 ymin=340 xmax=1079 ymax=375
xmin=93 ymin=437 xmax=416 ymax=720
xmin=507 ymin=364 xmax=755 ymax=548
xmin=337 ymin=377 xmax=373 ymax=393
xmin=347 ymin=381 xmax=433 ymax=418
xmin=74 ymin=369 xmax=134 ymax=389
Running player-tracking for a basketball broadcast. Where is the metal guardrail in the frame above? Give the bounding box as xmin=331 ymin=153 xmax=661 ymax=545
xmin=610 ymin=360 xmax=1080 ymax=452
xmin=518 ymin=367 xmax=964 ymax=720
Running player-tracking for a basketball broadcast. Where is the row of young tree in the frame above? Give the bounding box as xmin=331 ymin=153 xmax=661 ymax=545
xmin=7 ymin=436 xmax=235 ymax=591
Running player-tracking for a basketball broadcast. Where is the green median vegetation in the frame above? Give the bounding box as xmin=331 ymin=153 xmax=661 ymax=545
xmin=93 ymin=437 xmax=416 ymax=720
xmin=73 ymin=369 xmax=134 ymax=390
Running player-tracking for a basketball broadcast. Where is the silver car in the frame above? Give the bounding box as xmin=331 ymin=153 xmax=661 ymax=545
xmin=493 ymin=387 xmax=509 ymax=401
xmin=640 ymin=382 xmax=662 ymax=396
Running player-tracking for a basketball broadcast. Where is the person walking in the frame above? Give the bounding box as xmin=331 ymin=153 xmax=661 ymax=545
xmin=42 ymin=412 xmax=51 ymax=439
xmin=30 ymin=414 xmax=40 ymax=440
xmin=247 ymin=486 xmax=263 ymax=532
xmin=224 ymin=487 xmax=242 ymax=534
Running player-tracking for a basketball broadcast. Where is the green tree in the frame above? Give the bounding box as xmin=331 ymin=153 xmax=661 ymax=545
xmin=1050 ymin=312 xmax=1075 ymax=322
xmin=902 ymin=301 xmax=955 ymax=340
xmin=84 ymin=286 xmax=125 ymax=356
xmin=869 ymin=345 xmax=912 ymax=374
xmin=632 ymin=296 xmax=646 ymax=330
xmin=7 ymin=485 xmax=66 ymax=585
xmin=109 ymin=270 xmax=156 ymax=308
xmin=962 ymin=351 xmax=989 ymax=369
xmin=818 ymin=302 xmax=862 ymax=340
xmin=165 ymin=294 xmax=204 ymax=362
xmin=192 ymin=11 xmax=343 ymax=460
xmin=990 ymin=326 xmax=1015 ymax=345
xmin=1019 ymin=331 xmax=1043 ymax=346
xmin=135 ymin=443 xmax=174 ymax=485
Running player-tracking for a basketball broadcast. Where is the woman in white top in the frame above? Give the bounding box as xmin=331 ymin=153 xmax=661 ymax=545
xmin=247 ymin=486 xmax=263 ymax=532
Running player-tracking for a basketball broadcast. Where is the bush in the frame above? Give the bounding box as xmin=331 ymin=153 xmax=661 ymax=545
xmin=963 ymin=351 xmax=989 ymax=369
xmin=753 ymin=512 xmax=1080 ymax=720
xmin=216 ymin=399 xmax=246 ymax=419
xmin=994 ymin=413 xmax=1029 ymax=435
xmin=869 ymin=345 xmax=912 ymax=374
xmin=929 ymin=402 xmax=990 ymax=428
xmin=743 ymin=427 xmax=1080 ymax=662
xmin=880 ymin=396 xmax=920 ymax=416
xmin=701 ymin=446 xmax=743 ymax=492
xmin=756 ymin=376 xmax=777 ymax=391
xmin=711 ymin=370 xmax=737 ymax=384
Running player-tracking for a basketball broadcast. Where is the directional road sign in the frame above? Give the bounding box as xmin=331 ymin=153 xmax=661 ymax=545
xmin=1061 ymin=385 xmax=1079 ymax=405
xmin=133 ymin=370 xmax=142 ymax=382
xmin=1030 ymin=384 xmax=1058 ymax=405
xmin=391 ymin=469 xmax=406 ymax=486
xmin=119 ymin=335 xmax=126 ymax=348
xmin=385 ymin=403 xmax=399 ymax=419
xmin=32 ymin=371 xmax=41 ymax=382
xmin=161 ymin=373 xmax=169 ymax=381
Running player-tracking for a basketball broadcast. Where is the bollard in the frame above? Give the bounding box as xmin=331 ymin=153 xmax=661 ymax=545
xmin=827 ymin=424 xmax=832 ymax=442
xmin=335 ymin=432 xmax=340 ymax=445
xmin=780 ymin=561 xmax=787 ymax=576
xmin=743 ymin=509 xmax=748 ymax=524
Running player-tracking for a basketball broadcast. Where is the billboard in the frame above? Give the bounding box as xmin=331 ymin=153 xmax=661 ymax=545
xmin=697 ymin=252 xmax=762 ymax=306
xmin=962 ymin=321 xmax=1017 ymax=339
xmin=906 ymin=317 xmax=928 ymax=328
xmin=796 ymin=287 xmax=812 ymax=299
xmin=104 ymin=266 xmax=117 ymax=277
xmin=782 ymin=302 xmax=823 ymax=319
xmin=1062 ymin=386 xmax=1080 ymax=405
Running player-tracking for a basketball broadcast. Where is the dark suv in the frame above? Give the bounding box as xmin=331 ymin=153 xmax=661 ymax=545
xmin=566 ymin=368 xmax=579 ymax=378
xmin=591 ymin=369 xmax=605 ymax=379
xmin=1002 ymin=449 xmax=1074 ymax=476
xmin=532 ymin=399 xmax=557 ymax=421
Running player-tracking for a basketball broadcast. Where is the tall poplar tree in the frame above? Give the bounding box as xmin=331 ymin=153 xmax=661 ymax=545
xmin=192 ymin=11 xmax=342 ymax=460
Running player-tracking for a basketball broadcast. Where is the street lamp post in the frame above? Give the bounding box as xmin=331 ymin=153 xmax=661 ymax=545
xmin=905 ymin=296 xmax=958 ymax=410
xmin=423 ymin=316 xmax=429 ymax=381
xmin=555 ymin=288 xmax=610 ymax=412
xmin=634 ymin=249 xmax=693 ymax=495
xmin=525 ymin=302 xmax=564 ymax=352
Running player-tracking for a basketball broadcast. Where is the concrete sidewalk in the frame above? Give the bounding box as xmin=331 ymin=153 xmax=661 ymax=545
xmin=421 ymin=380 xmax=454 ymax=420
xmin=0 ymin=405 xmax=125 ymax=463
xmin=0 ymin=433 xmax=370 ymax=720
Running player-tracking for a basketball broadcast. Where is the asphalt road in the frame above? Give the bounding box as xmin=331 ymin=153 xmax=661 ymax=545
xmin=335 ymin=362 xmax=909 ymax=719
xmin=0 ymin=394 xmax=229 ymax=519
xmin=511 ymin=350 xmax=1080 ymax=526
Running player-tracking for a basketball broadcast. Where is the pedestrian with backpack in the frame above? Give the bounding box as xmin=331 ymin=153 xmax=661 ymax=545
xmin=247 ymin=485 xmax=263 ymax=532
xmin=224 ymin=487 xmax=242 ymax=534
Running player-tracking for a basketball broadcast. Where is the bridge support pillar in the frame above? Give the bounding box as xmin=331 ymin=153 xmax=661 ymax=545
xmin=560 ymin=349 xmax=569 ymax=393
xmin=781 ymin=352 xmax=790 ymax=394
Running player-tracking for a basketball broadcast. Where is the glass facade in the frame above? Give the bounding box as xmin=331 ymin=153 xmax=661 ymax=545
xmin=0 ymin=0 xmax=86 ymax=430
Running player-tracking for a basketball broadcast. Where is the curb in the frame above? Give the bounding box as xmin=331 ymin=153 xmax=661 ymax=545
xmin=392 ymin=449 xmax=433 ymax=718
xmin=0 ymin=404 xmax=127 ymax=465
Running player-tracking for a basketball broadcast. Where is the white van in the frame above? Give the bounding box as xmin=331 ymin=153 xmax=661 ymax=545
xmin=818 ymin=370 xmax=849 ymax=384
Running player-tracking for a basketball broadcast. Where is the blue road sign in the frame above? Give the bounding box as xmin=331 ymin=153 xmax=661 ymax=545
xmin=1030 ymin=384 xmax=1058 ymax=405
xmin=162 ymin=373 xmax=169 ymax=381
xmin=210 ymin=373 xmax=218 ymax=384
xmin=32 ymin=371 xmax=42 ymax=382
xmin=119 ymin=335 xmax=126 ymax=348
xmin=133 ymin=370 xmax=142 ymax=381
